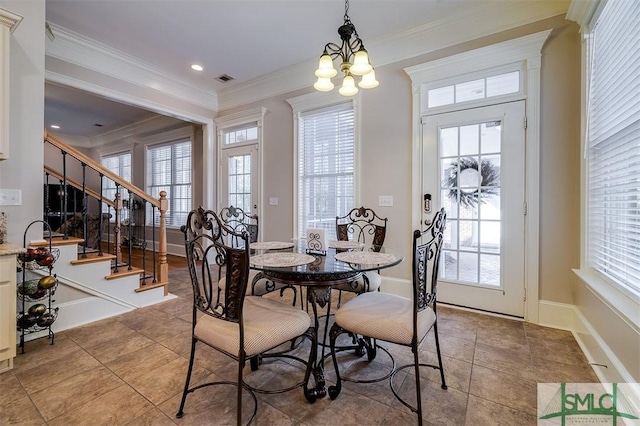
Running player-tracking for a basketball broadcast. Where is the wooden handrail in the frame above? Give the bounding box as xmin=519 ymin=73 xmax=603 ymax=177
xmin=44 ymin=131 xmax=169 ymax=290
xmin=44 ymin=165 xmax=116 ymax=209
xmin=44 ymin=131 xmax=160 ymax=208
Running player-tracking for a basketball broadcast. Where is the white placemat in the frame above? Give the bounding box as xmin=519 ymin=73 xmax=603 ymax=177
xmin=328 ymin=240 xmax=365 ymax=249
xmin=250 ymin=253 xmax=316 ymax=267
xmin=250 ymin=241 xmax=295 ymax=250
xmin=334 ymin=251 xmax=398 ymax=265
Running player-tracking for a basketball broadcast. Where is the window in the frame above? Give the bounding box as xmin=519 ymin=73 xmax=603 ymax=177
xmin=427 ymin=70 xmax=520 ymax=109
xmin=586 ymin=0 xmax=640 ymax=297
xmin=223 ymin=123 xmax=258 ymax=146
xmin=100 ymin=151 xmax=131 ymax=219
xmin=146 ymin=140 xmax=192 ymax=228
xmin=296 ymin=103 xmax=355 ymax=240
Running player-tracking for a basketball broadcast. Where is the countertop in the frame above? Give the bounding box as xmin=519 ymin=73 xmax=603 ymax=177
xmin=0 ymin=243 xmax=26 ymax=256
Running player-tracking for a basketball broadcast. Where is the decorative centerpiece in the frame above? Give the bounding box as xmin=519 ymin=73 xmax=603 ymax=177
xmin=306 ymin=228 xmax=328 ymax=256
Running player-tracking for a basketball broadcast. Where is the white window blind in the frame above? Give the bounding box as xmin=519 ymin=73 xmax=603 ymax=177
xmin=146 ymin=141 xmax=192 ymax=228
xmin=587 ymin=0 xmax=640 ymax=297
xmin=100 ymin=152 xmax=131 ymax=219
xmin=297 ymin=103 xmax=354 ymax=240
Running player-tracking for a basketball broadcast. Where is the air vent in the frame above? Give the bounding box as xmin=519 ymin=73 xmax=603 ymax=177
xmin=215 ymin=74 xmax=235 ymax=83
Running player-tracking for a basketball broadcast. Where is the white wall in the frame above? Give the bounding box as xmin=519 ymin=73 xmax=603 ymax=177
xmin=0 ymin=0 xmax=45 ymax=245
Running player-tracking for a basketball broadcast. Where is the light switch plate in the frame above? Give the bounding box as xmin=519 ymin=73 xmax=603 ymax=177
xmin=378 ymin=195 xmax=393 ymax=207
xmin=0 ymin=189 xmax=22 ymax=206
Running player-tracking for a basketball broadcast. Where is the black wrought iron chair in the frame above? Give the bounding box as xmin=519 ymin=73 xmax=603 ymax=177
xmin=176 ymin=207 xmax=318 ymax=425
xmin=334 ymin=206 xmax=388 ymax=304
xmin=327 ymin=208 xmax=448 ymax=426
xmin=217 ymin=205 xmax=297 ymax=305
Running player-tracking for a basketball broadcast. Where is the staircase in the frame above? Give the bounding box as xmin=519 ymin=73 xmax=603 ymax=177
xmin=31 ymin=131 xmax=175 ymax=338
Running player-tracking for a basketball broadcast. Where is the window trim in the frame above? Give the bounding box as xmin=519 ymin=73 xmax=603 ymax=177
xmin=143 ymin=132 xmax=194 ymax=229
xmin=568 ymin=0 xmax=640 ymax=331
xmin=287 ymin=91 xmax=361 ymax=240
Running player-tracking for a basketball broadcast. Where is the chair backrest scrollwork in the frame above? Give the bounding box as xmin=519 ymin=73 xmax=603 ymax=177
xmin=412 ymin=208 xmax=447 ymax=315
xmin=336 ymin=206 xmax=388 ymax=251
xmin=181 ymin=207 xmax=250 ymax=323
xmin=219 ymin=205 xmax=259 ymax=247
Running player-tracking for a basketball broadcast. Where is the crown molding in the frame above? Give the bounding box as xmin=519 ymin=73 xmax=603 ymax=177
xmin=404 ymin=30 xmax=552 ymax=86
xmin=89 ymin=115 xmax=188 ymax=148
xmin=217 ymin=1 xmax=569 ymax=110
xmin=0 ymin=7 xmax=22 ymax=33
xmin=45 ymin=23 xmax=218 ymax=112
xmin=566 ymin=0 xmax=600 ymax=29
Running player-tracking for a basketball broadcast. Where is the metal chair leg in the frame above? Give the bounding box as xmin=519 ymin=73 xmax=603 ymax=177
xmin=176 ymin=338 xmax=197 ymax=418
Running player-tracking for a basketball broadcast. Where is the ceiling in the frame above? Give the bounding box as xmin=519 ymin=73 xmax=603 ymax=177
xmin=43 ymin=0 xmax=471 ymax=139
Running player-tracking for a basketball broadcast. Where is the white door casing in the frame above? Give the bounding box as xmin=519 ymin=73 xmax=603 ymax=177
xmin=423 ymin=101 xmax=526 ymax=317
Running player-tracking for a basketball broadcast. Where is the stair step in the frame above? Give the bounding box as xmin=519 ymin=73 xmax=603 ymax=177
xmin=32 ymin=237 xmax=85 ymax=247
xmin=70 ymin=253 xmax=116 ymax=265
xmin=135 ymin=281 xmax=169 ymax=295
xmin=106 ymin=266 xmax=144 ymax=280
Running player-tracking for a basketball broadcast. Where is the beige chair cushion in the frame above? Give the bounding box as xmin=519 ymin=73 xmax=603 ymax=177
xmin=333 ymin=271 xmax=382 ymax=293
xmin=195 ymin=296 xmax=311 ymax=358
xmin=334 ymin=292 xmax=436 ymax=345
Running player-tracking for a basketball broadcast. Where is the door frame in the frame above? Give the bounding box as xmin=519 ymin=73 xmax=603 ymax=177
xmin=423 ymin=101 xmax=527 ymax=317
xmin=215 ymin=107 xmax=265 ymax=239
xmin=404 ymin=30 xmax=551 ymax=322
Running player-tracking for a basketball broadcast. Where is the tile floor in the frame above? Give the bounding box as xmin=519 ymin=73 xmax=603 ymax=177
xmin=1 ymin=267 xmax=599 ymax=425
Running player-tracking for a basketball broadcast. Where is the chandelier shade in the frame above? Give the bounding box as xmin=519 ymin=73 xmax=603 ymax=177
xmin=313 ymin=0 xmax=378 ymax=96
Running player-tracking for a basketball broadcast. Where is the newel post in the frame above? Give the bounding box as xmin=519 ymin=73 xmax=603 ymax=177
xmin=158 ymin=191 xmax=169 ymax=287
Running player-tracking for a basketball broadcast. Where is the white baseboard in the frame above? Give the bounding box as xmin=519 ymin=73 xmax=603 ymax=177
xmin=538 ymin=300 xmax=639 ymax=394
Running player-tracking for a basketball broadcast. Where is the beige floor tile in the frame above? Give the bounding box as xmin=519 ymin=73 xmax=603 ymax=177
xmin=12 ymin=335 xmax=81 ymax=374
xmin=465 ymin=394 xmax=537 ymax=425
xmin=532 ymin=356 xmax=599 ymax=383
xmin=524 ymin=323 xmax=576 ymax=343
xmin=424 ymin=332 xmax=476 ymax=363
xmin=47 ymin=384 xmax=153 ymax=426
xmin=0 ymin=371 xmax=27 ymax=405
xmin=127 ymin=357 xmax=212 ymax=406
xmin=127 ymin=407 xmax=177 ymax=426
xmin=0 ymin=394 xmax=45 ymax=426
xmin=475 ymin=327 xmax=530 ymax=353
xmin=105 ymin=342 xmax=182 ymax=382
xmin=83 ymin=328 xmax=155 ymax=364
xmin=527 ymin=336 xmax=588 ymax=365
xmin=63 ymin=317 xmax=133 ymax=348
xmin=299 ymin=386 xmax=393 ymax=426
xmin=29 ymin=365 xmax=124 ymax=421
xmin=473 ymin=342 xmax=536 ymax=381
xmin=15 ymin=347 xmax=101 ymax=394
xmin=469 ymin=364 xmax=538 ymax=415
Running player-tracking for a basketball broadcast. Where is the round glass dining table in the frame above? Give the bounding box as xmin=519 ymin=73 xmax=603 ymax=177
xmin=248 ymin=240 xmax=404 ymax=398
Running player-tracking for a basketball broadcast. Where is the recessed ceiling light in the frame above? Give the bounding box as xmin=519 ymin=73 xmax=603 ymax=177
xmin=50 ymin=125 xmax=60 ymax=129
xmin=191 ymin=64 xmax=204 ymax=71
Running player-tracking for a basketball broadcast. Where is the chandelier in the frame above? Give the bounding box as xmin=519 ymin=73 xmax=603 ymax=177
xmin=313 ymin=0 xmax=379 ymax=96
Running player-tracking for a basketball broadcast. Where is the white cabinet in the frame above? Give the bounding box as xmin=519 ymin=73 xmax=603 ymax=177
xmin=0 ymin=245 xmax=21 ymax=372
xmin=0 ymin=7 xmax=23 ymax=160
